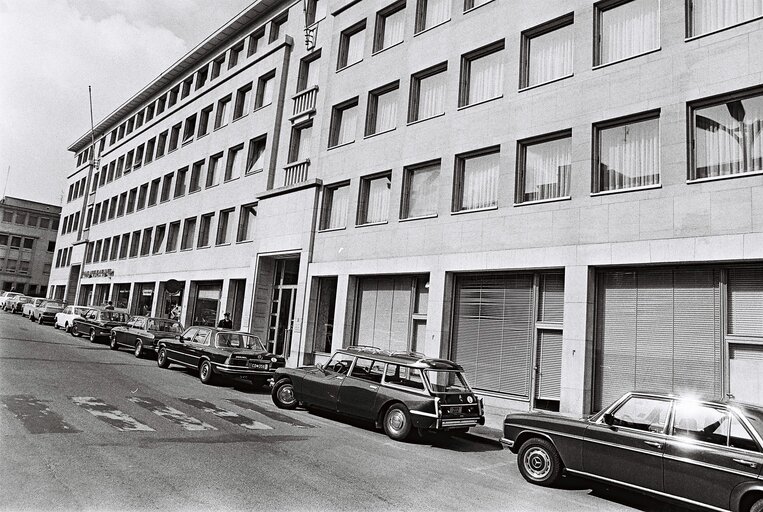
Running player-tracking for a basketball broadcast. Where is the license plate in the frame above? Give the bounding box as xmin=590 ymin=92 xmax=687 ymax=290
xmin=248 ymin=362 xmax=269 ymax=370
xmin=450 ymin=406 xmax=462 ymax=414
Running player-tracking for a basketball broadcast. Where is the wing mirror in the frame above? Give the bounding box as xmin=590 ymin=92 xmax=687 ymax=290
xmin=176 ymin=335 xmax=184 ymax=342
xmin=603 ymin=413 xmax=615 ymax=426
xmin=316 ymin=363 xmax=325 ymax=373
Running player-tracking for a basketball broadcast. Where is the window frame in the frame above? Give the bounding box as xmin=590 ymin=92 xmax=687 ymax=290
xmin=408 ymin=62 xmax=448 ymax=123
xmin=458 ymin=39 xmax=505 ymax=108
xmin=365 ymin=81 xmax=399 ymax=137
xmin=401 ymin=159 xmax=440 ymax=220
xmin=320 ymin=181 xmax=351 ymax=231
xmin=452 ymin=145 xmax=501 ymax=212
xmin=593 ymin=0 xmax=661 ymax=68
xmin=357 ymin=171 xmax=392 ymax=226
xmin=373 ymin=0 xmax=406 ymax=53
xmin=329 ymin=97 xmax=360 ymax=148
xmin=515 ymin=129 xmax=573 ymax=205
xmin=519 ymin=12 xmax=575 ymax=90
xmin=337 ymin=20 xmax=367 ymax=70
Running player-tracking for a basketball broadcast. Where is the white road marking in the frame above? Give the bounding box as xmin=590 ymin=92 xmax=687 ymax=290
xmin=70 ymin=396 xmax=154 ymax=432
xmin=128 ymin=397 xmax=216 ymax=431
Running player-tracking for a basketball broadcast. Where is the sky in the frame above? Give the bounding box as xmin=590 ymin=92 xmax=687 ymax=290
xmin=0 ymin=0 xmax=253 ymax=206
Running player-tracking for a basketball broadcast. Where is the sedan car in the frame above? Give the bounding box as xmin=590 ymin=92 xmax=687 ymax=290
xmin=0 ymin=291 xmax=22 ymax=309
xmin=271 ymin=346 xmax=485 ymax=441
xmin=110 ymin=316 xmax=183 ymax=358
xmin=30 ymin=300 xmax=66 ymax=324
xmin=54 ymin=306 xmax=91 ymax=332
xmin=7 ymin=295 xmax=32 ymax=314
xmin=22 ymin=298 xmax=45 ymax=318
xmin=156 ymin=327 xmax=285 ymax=387
xmin=71 ymin=307 xmax=130 ymax=342
xmin=502 ymin=392 xmax=763 ymax=512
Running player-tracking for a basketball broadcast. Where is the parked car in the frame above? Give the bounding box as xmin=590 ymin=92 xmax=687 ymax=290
xmin=110 ymin=316 xmax=184 ymax=358
xmin=71 ymin=307 xmax=129 ymax=342
xmin=54 ymin=306 xmax=91 ymax=332
xmin=0 ymin=291 xmax=22 ymax=309
xmin=30 ymin=300 xmax=66 ymax=324
xmin=22 ymin=298 xmax=46 ymax=318
xmin=502 ymin=391 xmax=763 ymax=512
xmin=7 ymin=295 xmax=32 ymax=314
xmin=270 ymin=346 xmax=485 ymax=441
xmin=156 ymin=327 xmax=285 ymax=387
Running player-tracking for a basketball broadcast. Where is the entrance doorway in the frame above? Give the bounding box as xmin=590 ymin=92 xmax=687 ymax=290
xmin=268 ymin=259 xmax=299 ymax=356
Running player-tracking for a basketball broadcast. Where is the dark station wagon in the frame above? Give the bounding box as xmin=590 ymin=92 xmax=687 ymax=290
xmin=271 ymin=346 xmax=485 ymax=441
xmin=110 ymin=316 xmax=184 ymax=358
xmin=502 ymin=391 xmax=763 ymax=512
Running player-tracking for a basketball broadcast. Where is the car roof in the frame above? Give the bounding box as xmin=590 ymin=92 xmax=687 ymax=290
xmin=626 ymin=391 xmax=763 ymax=412
xmin=336 ymin=346 xmax=464 ymax=370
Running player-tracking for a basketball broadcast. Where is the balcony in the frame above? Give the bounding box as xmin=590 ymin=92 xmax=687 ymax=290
xmin=292 ymin=86 xmax=318 ymax=119
xmin=283 ymin=160 xmax=310 ymax=187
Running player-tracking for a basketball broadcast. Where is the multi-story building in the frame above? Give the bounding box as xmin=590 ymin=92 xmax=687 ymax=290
xmin=51 ymin=0 xmax=763 ymax=415
xmin=0 ymin=196 xmax=61 ymax=296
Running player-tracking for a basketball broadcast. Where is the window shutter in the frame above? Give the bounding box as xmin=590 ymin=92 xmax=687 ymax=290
xmin=537 ymin=330 xmax=563 ymax=400
xmin=728 ymin=267 xmax=763 ymax=337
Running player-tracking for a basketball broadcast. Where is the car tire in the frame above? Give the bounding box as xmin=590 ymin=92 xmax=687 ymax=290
xmin=383 ymin=404 xmax=413 ymax=441
xmin=64 ymin=322 xmax=70 ymax=333
xmin=89 ymin=329 xmax=97 ymax=343
xmin=109 ymin=333 xmax=118 ymax=350
xmin=37 ymin=315 xmax=43 ymax=324
xmin=134 ymin=341 xmax=143 ymax=358
xmin=53 ymin=322 xmax=59 ymax=330
xmin=517 ymin=438 xmax=563 ymax=487
xmin=750 ymin=498 xmax=763 ymax=512
xmin=71 ymin=325 xmax=79 ymax=337
xmin=157 ymin=347 xmax=170 ymax=368
xmin=199 ymin=360 xmax=215 ymax=385
xmin=271 ymin=378 xmax=298 ymax=410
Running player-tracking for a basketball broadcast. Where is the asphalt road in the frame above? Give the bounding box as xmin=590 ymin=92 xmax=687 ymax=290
xmin=0 ymin=311 xmax=685 ymax=512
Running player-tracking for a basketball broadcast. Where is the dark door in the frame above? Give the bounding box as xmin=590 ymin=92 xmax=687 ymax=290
xmin=337 ymin=357 xmax=383 ymax=419
xmin=301 ymin=353 xmax=354 ymax=410
xmin=167 ymin=328 xmax=197 ymax=365
xmin=583 ymin=395 xmax=672 ymax=492
xmin=187 ymin=329 xmax=212 ymax=367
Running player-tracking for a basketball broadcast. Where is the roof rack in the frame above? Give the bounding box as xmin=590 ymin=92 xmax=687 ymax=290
xmin=389 ymin=350 xmax=428 ymax=359
xmin=346 ymin=345 xmax=390 ymax=355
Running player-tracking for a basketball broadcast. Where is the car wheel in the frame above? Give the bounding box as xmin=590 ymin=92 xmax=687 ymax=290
xmin=517 ymin=438 xmax=563 ymax=487
xmin=109 ymin=333 xmax=118 ymax=350
xmin=157 ymin=347 xmax=170 ymax=368
xmin=53 ymin=321 xmax=59 ymax=330
xmin=383 ymin=404 xmax=413 ymax=441
xmin=271 ymin=379 xmax=297 ymax=410
xmin=199 ymin=360 xmax=215 ymax=385
xmin=750 ymin=498 xmax=763 ymax=512
xmin=89 ymin=329 xmax=97 ymax=343
xmin=37 ymin=315 xmax=43 ymax=324
xmin=64 ymin=322 xmax=70 ymax=333
xmin=71 ymin=325 xmax=79 ymax=337
xmin=134 ymin=341 xmax=143 ymax=358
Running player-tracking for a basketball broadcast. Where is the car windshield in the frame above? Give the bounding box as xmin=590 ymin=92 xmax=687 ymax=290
xmin=738 ymin=404 xmax=763 ymax=439
xmin=75 ymin=307 xmax=90 ymax=315
xmin=102 ymin=311 xmax=129 ymax=322
xmin=147 ymin=319 xmax=183 ymax=333
xmin=424 ymin=370 xmax=470 ymax=393
xmin=216 ymin=333 xmax=265 ymax=350
xmin=44 ymin=301 xmax=65 ymax=308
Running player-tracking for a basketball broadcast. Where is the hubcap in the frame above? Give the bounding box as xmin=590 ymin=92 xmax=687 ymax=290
xmin=387 ymin=410 xmax=405 ymax=433
xmin=201 ymin=363 xmax=209 ymax=379
xmin=523 ymin=447 xmax=552 ymax=480
xmin=135 ymin=343 xmax=141 ymax=355
xmin=277 ymin=385 xmax=295 ymax=405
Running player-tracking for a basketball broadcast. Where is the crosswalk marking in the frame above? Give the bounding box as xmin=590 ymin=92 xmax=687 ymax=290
xmin=178 ymin=398 xmax=272 ymax=430
xmin=128 ymin=396 xmax=217 ymax=431
xmin=227 ymin=398 xmax=314 ymax=429
xmin=70 ymin=397 xmax=154 ymax=432
xmin=1 ymin=395 xmax=79 ymax=434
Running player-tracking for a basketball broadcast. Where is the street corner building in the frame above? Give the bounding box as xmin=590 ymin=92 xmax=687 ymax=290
xmin=49 ymin=0 xmax=763 ymax=416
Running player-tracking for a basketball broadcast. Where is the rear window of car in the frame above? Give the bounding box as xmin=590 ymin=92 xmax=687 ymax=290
xmin=384 ymin=364 xmax=425 ymax=390
xmin=102 ymin=311 xmax=129 ymax=322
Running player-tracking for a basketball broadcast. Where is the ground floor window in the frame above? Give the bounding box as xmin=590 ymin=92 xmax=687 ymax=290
xmin=191 ymin=281 xmax=222 ymax=327
xmin=133 ymin=282 xmax=155 ymax=316
xmin=312 ymin=276 xmax=337 ymax=354
xmin=158 ymin=280 xmax=185 ymax=321
xmin=78 ymin=284 xmax=93 ymax=306
xmin=94 ymin=284 xmax=110 ymax=307
xmin=112 ymin=283 xmax=131 ymax=309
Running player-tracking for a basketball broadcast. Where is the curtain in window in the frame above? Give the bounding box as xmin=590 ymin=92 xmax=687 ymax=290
xmin=261 ymin=78 xmax=274 ymax=106
xmin=227 ymin=150 xmax=242 ymax=180
xmin=522 ymin=137 xmax=571 ymax=202
xmin=406 ymin=165 xmax=439 ymax=218
xmin=692 ymin=0 xmax=763 ymax=35
xmin=599 ymin=118 xmax=659 ymax=192
xmin=347 ymin=31 xmax=365 ymax=65
xmin=296 ymin=126 xmax=312 ymax=161
xmin=527 ymin=24 xmax=573 ymax=87
xmin=461 ymin=152 xmax=499 ymax=210
xmin=376 ymin=91 xmax=398 ymax=132
xmin=383 ymin=10 xmax=406 ymax=48
xmin=468 ymin=51 xmax=504 ymax=104
xmin=305 ymin=61 xmax=319 ymax=89
xmin=364 ymin=176 xmax=390 ymax=223
xmin=600 ymin=0 xmax=659 ymax=64
xmin=424 ymin=0 xmax=450 ymax=29
xmin=337 ymin=105 xmax=357 ymax=145
xmin=418 ymin=72 xmax=446 ymax=120
xmin=327 ymin=186 xmax=349 ymax=229
xmin=694 ymin=96 xmax=763 ymax=179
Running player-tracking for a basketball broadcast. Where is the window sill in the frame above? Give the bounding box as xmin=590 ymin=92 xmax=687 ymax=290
xmin=451 ymin=205 xmax=498 ymax=216
xmin=336 ymin=59 xmax=363 ymax=73
xmin=364 ymin=127 xmax=396 ymax=139
xmin=591 ymin=183 xmax=661 ymax=197
xmin=254 ymin=102 xmax=273 ymax=113
xmin=188 ymin=189 xmax=201 ymax=195
xmin=463 ymin=0 xmax=495 ymax=14
xmin=196 ymin=245 xmax=210 ymax=250
xmin=197 ymin=132 xmax=209 ymax=140
xmin=399 ymin=213 xmax=437 ymax=223
xmin=160 ymin=198 xmax=171 ymax=204
xmin=593 ymin=47 xmax=660 ymax=70
xmin=356 ymin=220 xmax=388 ymax=228
xmin=371 ymin=40 xmax=404 ymax=56
xmin=215 ymin=242 xmax=231 ymax=247
xmin=245 ymin=168 xmax=264 ymax=176
xmin=687 ymin=170 xmax=763 ymax=184
xmin=519 ymin=74 xmax=574 ymax=93
xmin=236 ymin=239 xmax=254 ymax=245
xmin=213 ymin=124 xmax=228 ymax=132
xmin=182 ymin=138 xmax=194 ymax=147
xmin=514 ymin=196 xmax=571 ymax=207
xmin=407 ymin=112 xmax=445 ymax=126
xmin=685 ymin=16 xmax=763 ymax=42
xmin=327 ymin=140 xmax=355 ymax=151
xmin=167 ymin=148 xmax=178 ymax=155
xmin=414 ymin=18 xmax=451 ymax=37
xmin=165 ymin=250 xmax=177 ymax=254
xmin=224 ymin=176 xmax=241 ymax=184
xmin=232 ymin=113 xmax=248 ymax=123
xmin=206 ymin=183 xmax=220 ymax=190
xmin=318 ymin=226 xmax=347 ymax=233
xmin=457 ymin=95 xmax=503 ymax=111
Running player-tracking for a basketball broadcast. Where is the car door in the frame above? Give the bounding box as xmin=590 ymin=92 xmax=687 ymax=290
xmin=337 ymin=357 xmax=384 ymax=419
xmin=582 ymin=395 xmax=672 ymax=492
xmin=663 ymin=401 xmax=763 ymax=510
xmin=300 ymin=352 xmax=356 ymax=411
xmin=129 ymin=318 xmax=146 ymax=348
xmin=165 ymin=328 xmax=197 ymax=365
xmin=188 ymin=328 xmax=211 ymax=367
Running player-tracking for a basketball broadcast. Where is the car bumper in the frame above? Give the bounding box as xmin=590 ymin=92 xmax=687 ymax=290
xmin=40 ymin=313 xmax=57 ymax=322
xmin=499 ymin=437 xmax=514 ymax=448
xmin=211 ymin=363 xmax=275 ymax=377
xmin=410 ymin=411 xmax=485 ymax=431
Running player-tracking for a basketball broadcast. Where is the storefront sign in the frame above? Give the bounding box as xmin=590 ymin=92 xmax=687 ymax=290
xmin=82 ymin=269 xmax=114 ymax=278
xmin=142 ymin=289 xmax=154 ymax=296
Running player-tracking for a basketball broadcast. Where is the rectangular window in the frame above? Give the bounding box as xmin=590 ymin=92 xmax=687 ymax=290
xmin=109 ymin=236 xmax=119 ymax=260
xmin=216 ymin=208 xmax=235 ymax=245
xmin=329 ymin=98 xmax=359 ymax=147
xmin=688 ymin=0 xmax=763 ymax=37
xmin=245 ymin=136 xmax=267 ymax=174
xmin=289 ymin=123 xmax=312 ymax=163
xmin=182 ymin=114 xmax=197 ymax=143
xmin=595 ymin=0 xmax=659 ymax=66
xmin=117 ymin=123 xmax=126 ymax=140
xmin=129 ymin=230 xmax=141 ymax=258
xmin=152 ymin=224 xmax=166 ymax=254
xmin=197 ymin=213 xmax=214 ymax=248
xmin=306 ymin=0 xmax=327 ymax=25
xmin=521 ymin=13 xmax=574 ymax=89
xmin=224 ymin=145 xmax=244 ymax=181
xmin=206 ymin=154 xmax=222 ymax=187
xmin=99 ymin=202 xmax=108 ymax=223
xmin=169 ymin=123 xmax=182 ymax=151
xmin=116 ymin=156 xmax=125 ymax=179
xmin=108 ymin=199 xmax=117 ymax=219
xmin=156 ymin=95 xmax=167 ymax=115
xmin=156 ymin=131 xmax=168 ymax=158
xmin=269 ymin=13 xmax=287 ymax=43
xmin=337 ymin=21 xmax=366 ymax=70
xmin=211 ymin=54 xmax=225 ymax=80
xmin=320 ymin=182 xmax=350 ymax=230
xmin=594 ymin=112 xmax=660 ymax=192
xmin=408 ymin=62 xmax=447 ymax=122
xmin=465 ymin=0 xmax=492 ymax=10
xmin=135 ymin=112 xmax=145 ymax=129
xmin=125 ymin=150 xmax=134 ymax=174
xmin=215 ymin=95 xmax=232 ymax=129
xmin=127 ymin=188 xmax=137 ymax=214
xmin=137 ymin=183 xmax=149 ymax=210
xmin=101 ymin=238 xmax=111 ymax=261
xmin=93 ymin=240 xmax=102 ymax=263
xmin=145 ymin=103 xmax=155 ymax=121
xmin=107 ymin=161 xmax=116 ymax=182
xmin=181 ymin=217 xmax=197 ymax=250
xmin=195 ymin=64 xmax=209 ymax=89
xmin=175 ymin=167 xmax=188 ymax=197
xmin=148 ymin=178 xmax=161 ymax=206
xmin=166 ymin=221 xmax=180 ymax=252
xmin=373 ymin=1 xmax=406 ymax=52
xmin=144 ymin=137 xmax=156 ymax=164
xmin=402 ymin=161 xmax=439 ymax=219
xmin=453 ymin=147 xmax=500 ymax=211
xmin=358 ymin=173 xmax=391 ymax=225
xmin=516 ymin=131 xmax=572 ymax=203
xmin=160 ymin=172 xmax=173 ymax=202
xmin=126 ymin=118 xmax=135 ymax=135
xmin=255 ymin=71 xmax=275 ymax=109
xmin=237 ymin=204 xmax=257 ymax=242
xmin=415 ymin=0 xmax=451 ymax=33
xmin=690 ymin=88 xmax=763 ymax=181
xmin=228 ymin=41 xmax=244 ymax=69
xmin=297 ymin=52 xmax=321 ymax=92
xmin=140 ymin=228 xmax=153 ymax=256
xmin=181 ymin=76 xmax=193 ymax=99
xmin=198 ymin=104 xmax=213 ymax=137
xmin=134 ymin=144 xmax=144 ymax=170
xmin=248 ymin=28 xmax=265 ymax=56
xmin=190 ymin=160 xmax=204 ymax=192
xmin=234 ymin=84 xmax=253 ymax=119
xmin=168 ymin=85 xmax=180 ymax=107
xmin=117 ymin=192 xmax=127 ymax=216
xmin=459 ymin=40 xmax=504 ymax=106
xmin=366 ymin=81 xmax=399 ymax=136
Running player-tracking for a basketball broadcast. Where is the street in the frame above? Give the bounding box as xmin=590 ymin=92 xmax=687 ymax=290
xmin=0 ymin=312 xmax=683 ymax=512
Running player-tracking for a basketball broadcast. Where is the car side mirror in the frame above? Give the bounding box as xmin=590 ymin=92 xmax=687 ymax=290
xmin=603 ymin=413 xmax=615 ymax=426
xmin=176 ymin=335 xmax=183 ymax=342
xmin=316 ymin=363 xmax=325 ymax=372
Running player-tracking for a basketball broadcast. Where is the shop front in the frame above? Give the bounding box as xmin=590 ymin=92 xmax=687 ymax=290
xmin=132 ymin=282 xmax=155 ymax=316
xmin=158 ymin=280 xmax=185 ymax=321
xmin=112 ymin=283 xmax=131 ymax=309
xmin=189 ymin=280 xmax=222 ymax=327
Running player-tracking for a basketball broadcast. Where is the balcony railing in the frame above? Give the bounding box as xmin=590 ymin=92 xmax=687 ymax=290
xmin=283 ymin=159 xmax=310 ymax=187
xmin=292 ymin=86 xmax=318 ymax=117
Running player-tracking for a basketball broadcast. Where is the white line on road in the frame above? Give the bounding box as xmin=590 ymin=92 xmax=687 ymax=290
xmin=70 ymin=396 xmax=155 ymax=432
